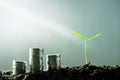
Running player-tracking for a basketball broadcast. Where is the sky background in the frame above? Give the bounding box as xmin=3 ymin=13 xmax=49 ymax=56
xmin=0 ymin=0 xmax=120 ymax=71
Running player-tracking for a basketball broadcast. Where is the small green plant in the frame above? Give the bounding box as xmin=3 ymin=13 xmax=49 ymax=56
xmin=73 ymin=31 xmax=101 ymax=64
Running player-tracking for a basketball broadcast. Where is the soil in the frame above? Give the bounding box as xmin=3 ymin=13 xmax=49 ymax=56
xmin=0 ymin=63 xmax=120 ymax=80
xmin=13 ymin=63 xmax=120 ymax=80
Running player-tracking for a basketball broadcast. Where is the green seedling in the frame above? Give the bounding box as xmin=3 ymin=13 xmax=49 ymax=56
xmin=73 ymin=31 xmax=101 ymax=64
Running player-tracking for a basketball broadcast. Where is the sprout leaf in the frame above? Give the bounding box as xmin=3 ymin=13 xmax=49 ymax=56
xmin=87 ymin=33 xmax=101 ymax=42
xmin=73 ymin=31 xmax=86 ymax=42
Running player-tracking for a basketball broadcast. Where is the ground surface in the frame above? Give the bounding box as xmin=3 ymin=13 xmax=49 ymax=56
xmin=1 ymin=64 xmax=120 ymax=80
xmin=16 ymin=64 xmax=120 ymax=80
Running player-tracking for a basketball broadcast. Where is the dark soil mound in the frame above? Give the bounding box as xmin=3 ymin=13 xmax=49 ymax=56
xmin=1 ymin=64 xmax=120 ymax=80
xmin=22 ymin=64 xmax=120 ymax=80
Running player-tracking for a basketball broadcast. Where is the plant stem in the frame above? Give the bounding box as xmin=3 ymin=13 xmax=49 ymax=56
xmin=85 ymin=41 xmax=88 ymax=64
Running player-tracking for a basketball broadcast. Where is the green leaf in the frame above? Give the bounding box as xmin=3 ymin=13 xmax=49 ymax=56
xmin=73 ymin=31 xmax=86 ymax=42
xmin=87 ymin=33 xmax=101 ymax=42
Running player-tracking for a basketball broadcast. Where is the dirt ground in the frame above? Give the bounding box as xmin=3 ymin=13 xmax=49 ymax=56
xmin=12 ymin=64 xmax=120 ymax=80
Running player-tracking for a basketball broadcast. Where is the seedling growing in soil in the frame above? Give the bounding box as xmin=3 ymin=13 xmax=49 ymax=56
xmin=73 ymin=31 xmax=101 ymax=64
